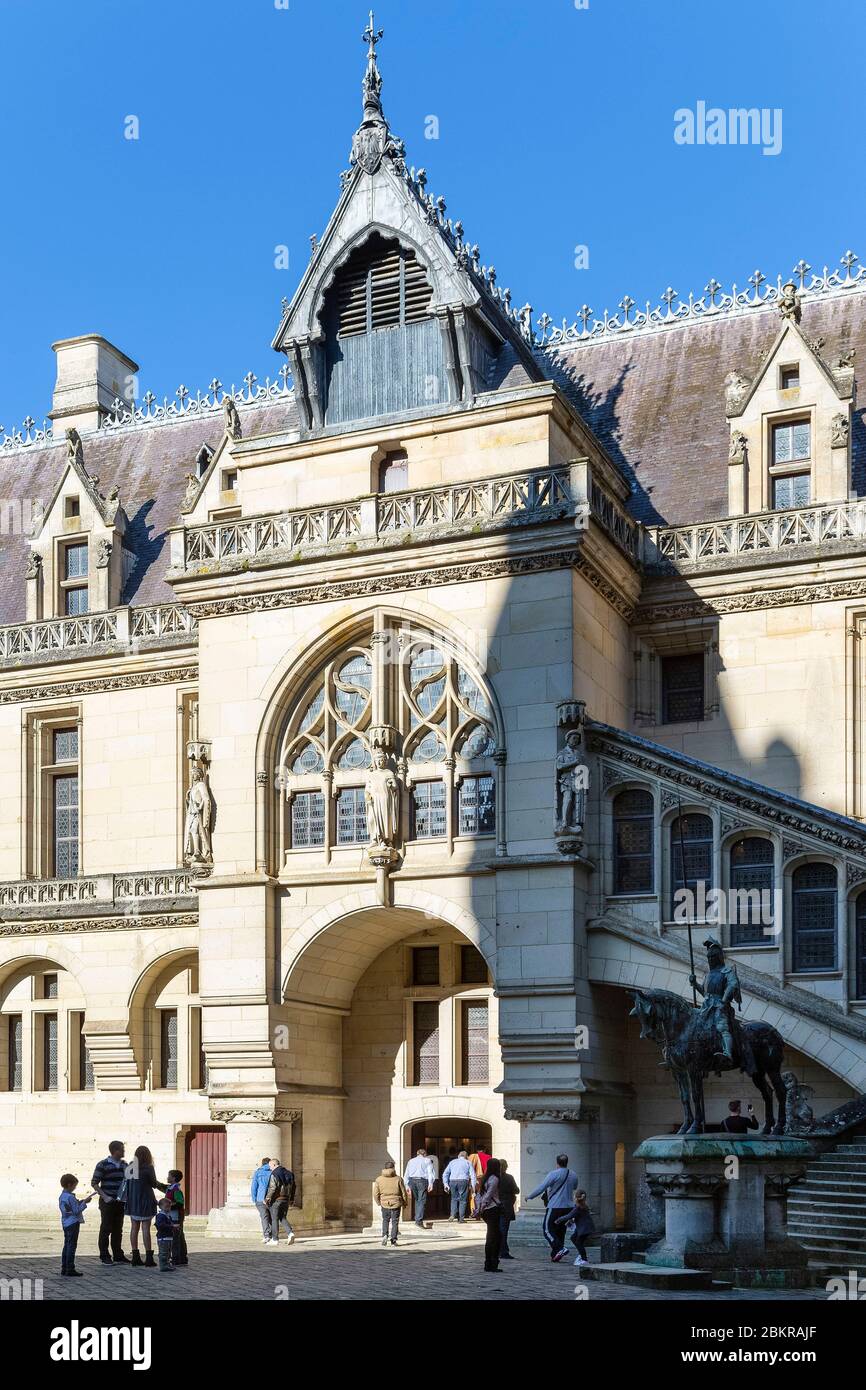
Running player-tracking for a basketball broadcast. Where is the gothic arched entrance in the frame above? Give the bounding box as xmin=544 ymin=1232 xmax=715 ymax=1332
xmin=405 ymin=1116 xmax=493 ymax=1220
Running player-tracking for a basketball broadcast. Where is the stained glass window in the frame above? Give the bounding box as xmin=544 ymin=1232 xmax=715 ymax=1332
xmin=792 ymin=863 xmax=837 ymax=972
xmin=412 ymin=780 xmax=446 ymax=839
xmin=291 ymin=791 xmax=326 ymax=848
xmin=613 ymin=789 xmax=654 ymax=893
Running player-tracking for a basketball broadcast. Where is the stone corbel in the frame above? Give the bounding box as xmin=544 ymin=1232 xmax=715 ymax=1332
xmin=83 ymin=1022 xmax=142 ymax=1091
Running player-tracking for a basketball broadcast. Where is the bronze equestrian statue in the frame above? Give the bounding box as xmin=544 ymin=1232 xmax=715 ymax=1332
xmin=628 ymin=937 xmax=788 ymax=1135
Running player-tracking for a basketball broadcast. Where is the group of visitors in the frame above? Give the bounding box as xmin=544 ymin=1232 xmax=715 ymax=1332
xmin=249 ymin=1157 xmax=297 ymax=1245
xmin=373 ymin=1145 xmax=520 ymax=1271
xmin=58 ymin=1139 xmax=187 ymax=1277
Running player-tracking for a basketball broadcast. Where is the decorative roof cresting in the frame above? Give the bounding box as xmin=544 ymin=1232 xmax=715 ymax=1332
xmin=535 ymin=251 xmax=866 ymax=349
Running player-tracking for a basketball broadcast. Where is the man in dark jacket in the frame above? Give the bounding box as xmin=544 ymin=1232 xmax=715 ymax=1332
xmin=91 ymin=1140 xmax=129 ymax=1265
xmin=264 ymin=1159 xmax=296 ymax=1245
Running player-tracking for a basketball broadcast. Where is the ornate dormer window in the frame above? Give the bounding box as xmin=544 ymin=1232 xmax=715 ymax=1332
xmin=724 ymin=288 xmax=854 ymax=515
xmin=275 ymin=618 xmax=503 ymax=865
xmin=25 ymin=429 xmax=128 ymax=620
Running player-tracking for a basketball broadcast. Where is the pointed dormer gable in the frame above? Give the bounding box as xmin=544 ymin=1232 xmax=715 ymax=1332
xmin=723 ymin=283 xmax=856 ymax=514
xmin=272 ymin=13 xmax=541 ymax=433
xmin=25 ymin=428 xmax=129 ymax=620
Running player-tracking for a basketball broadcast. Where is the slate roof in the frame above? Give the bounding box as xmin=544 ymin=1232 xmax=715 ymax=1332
xmin=542 ymin=290 xmax=866 ymax=526
xmin=0 ymin=396 xmax=298 ymax=626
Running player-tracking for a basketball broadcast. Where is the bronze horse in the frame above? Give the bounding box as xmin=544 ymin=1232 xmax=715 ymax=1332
xmin=628 ymin=987 xmax=788 ymax=1135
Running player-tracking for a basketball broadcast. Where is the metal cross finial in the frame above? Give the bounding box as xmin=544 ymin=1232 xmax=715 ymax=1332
xmin=363 ymin=10 xmax=383 ymax=56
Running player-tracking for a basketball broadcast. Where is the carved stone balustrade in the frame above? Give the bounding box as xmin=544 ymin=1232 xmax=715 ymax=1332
xmin=0 ymin=603 xmax=197 ymax=671
xmin=0 ymin=870 xmax=196 ymax=923
xmin=648 ymin=498 xmax=866 ymax=574
xmin=175 ymin=464 xmax=641 ymax=575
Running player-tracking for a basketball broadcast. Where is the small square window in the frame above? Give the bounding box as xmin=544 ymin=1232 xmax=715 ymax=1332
xmin=53 ymin=728 xmax=79 ymax=763
xmin=772 ymin=419 xmax=810 ymax=465
xmin=222 ymin=469 xmax=238 ymax=492
xmin=412 ymin=946 xmax=440 ymax=986
xmin=780 ymin=366 xmax=800 ymax=390
xmin=773 ymin=473 xmax=810 ymax=509
xmin=64 ymin=542 xmax=88 ymax=580
xmin=64 ymin=497 xmax=80 ymax=519
xmin=42 ymin=973 xmax=59 ymax=999
xmin=661 ymin=654 xmax=704 ymax=724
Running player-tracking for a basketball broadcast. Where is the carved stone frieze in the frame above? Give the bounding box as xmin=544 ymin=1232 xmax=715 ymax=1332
xmin=638 ymin=575 xmax=866 ymax=625
xmin=0 ymin=912 xmax=198 ymax=937
xmin=586 ymin=733 xmax=866 ymax=854
xmin=0 ymin=665 xmax=197 ymax=706
xmin=209 ymin=1106 xmax=302 ymax=1124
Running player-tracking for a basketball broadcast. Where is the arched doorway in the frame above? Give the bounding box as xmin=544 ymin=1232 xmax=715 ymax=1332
xmin=278 ymin=897 xmax=516 ymax=1231
xmin=405 ymin=1116 xmax=493 ymax=1220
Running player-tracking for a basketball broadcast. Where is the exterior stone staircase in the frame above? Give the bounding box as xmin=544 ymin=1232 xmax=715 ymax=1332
xmin=788 ymin=1134 xmax=866 ymax=1276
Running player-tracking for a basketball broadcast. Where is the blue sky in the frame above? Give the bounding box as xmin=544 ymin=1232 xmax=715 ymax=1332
xmin=0 ymin=0 xmax=861 ymax=425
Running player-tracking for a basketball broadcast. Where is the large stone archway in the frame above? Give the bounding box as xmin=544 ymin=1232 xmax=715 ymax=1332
xmin=271 ymin=896 xmax=514 ymax=1231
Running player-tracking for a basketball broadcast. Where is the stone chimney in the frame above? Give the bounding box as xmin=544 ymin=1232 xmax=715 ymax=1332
xmin=49 ymin=334 xmax=139 ymax=437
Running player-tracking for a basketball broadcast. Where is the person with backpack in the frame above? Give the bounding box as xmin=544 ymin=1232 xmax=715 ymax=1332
xmin=263 ymin=1158 xmax=296 ymax=1245
xmin=526 ymin=1153 xmax=580 ymax=1262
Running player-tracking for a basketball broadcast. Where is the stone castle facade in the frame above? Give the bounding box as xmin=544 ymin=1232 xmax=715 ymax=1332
xmin=2 ymin=25 xmax=866 ymax=1238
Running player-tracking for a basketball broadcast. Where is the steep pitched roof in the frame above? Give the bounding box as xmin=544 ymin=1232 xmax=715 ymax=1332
xmin=542 ymin=289 xmax=866 ymax=527
xmin=0 ymin=395 xmax=298 ymax=626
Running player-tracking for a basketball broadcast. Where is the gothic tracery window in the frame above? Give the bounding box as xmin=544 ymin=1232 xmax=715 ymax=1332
xmin=277 ymin=620 xmax=501 ymax=862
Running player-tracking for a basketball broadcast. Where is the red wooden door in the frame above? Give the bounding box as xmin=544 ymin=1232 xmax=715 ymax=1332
xmin=185 ymin=1127 xmax=226 ymax=1215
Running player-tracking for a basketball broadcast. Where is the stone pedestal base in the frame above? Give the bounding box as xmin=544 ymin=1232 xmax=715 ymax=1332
xmin=635 ymin=1135 xmax=825 ymax=1289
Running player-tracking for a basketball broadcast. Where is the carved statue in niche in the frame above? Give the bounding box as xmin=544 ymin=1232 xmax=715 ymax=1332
xmin=728 ymin=430 xmax=748 ymax=464
xmin=555 ymin=728 xmax=587 ymax=836
xmin=95 ymin=538 xmax=112 ymax=569
xmin=364 ymin=747 xmax=400 ymax=851
xmin=184 ymin=764 xmax=213 ymax=866
xmin=223 ymin=394 xmax=242 ymax=441
xmin=831 ymin=412 xmax=849 ymax=449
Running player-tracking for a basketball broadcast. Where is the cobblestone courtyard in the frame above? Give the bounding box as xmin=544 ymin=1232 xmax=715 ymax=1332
xmin=0 ymin=1227 xmax=830 ymax=1302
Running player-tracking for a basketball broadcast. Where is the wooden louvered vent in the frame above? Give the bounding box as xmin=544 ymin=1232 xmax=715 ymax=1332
xmin=335 ymin=237 xmax=433 ymax=338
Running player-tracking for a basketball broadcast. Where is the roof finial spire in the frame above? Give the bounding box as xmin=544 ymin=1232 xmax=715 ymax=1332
xmin=349 ymin=9 xmax=404 ymax=176
xmin=361 ymin=9 xmax=384 ymax=119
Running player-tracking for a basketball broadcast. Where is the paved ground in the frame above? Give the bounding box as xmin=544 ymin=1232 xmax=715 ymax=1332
xmin=0 ymin=1226 xmax=832 ymax=1301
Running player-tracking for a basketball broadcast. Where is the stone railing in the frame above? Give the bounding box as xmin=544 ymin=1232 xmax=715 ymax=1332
xmin=648 ymin=499 xmax=866 ymax=570
xmin=181 ymin=466 xmax=578 ymax=569
xmin=0 ymin=603 xmax=196 ymax=669
xmin=0 ymin=870 xmax=196 ymax=918
xmin=130 ymin=604 xmax=198 ymax=641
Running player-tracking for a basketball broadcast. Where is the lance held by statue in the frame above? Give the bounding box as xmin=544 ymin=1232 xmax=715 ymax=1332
xmin=628 ymin=937 xmax=788 ymax=1136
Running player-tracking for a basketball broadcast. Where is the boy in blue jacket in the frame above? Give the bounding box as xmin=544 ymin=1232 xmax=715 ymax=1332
xmin=250 ymin=1156 xmax=273 ymax=1243
xmin=59 ymin=1173 xmax=93 ymax=1276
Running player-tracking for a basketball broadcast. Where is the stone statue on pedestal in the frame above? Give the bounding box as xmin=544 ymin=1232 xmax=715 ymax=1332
xmin=364 ymin=747 xmax=400 ymax=851
xmin=184 ymin=765 xmax=213 ymax=866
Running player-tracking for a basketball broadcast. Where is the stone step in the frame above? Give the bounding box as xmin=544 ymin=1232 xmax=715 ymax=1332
xmin=804 ymin=1166 xmax=866 ymax=1178
xmin=580 ymin=1261 xmax=726 ymax=1291
xmin=799 ymin=1244 xmax=866 ymax=1267
xmin=789 ymin=1211 xmax=866 ymax=1228
xmin=791 ymin=1178 xmax=866 ymax=1193
xmin=795 ymin=1230 xmax=866 ymax=1248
